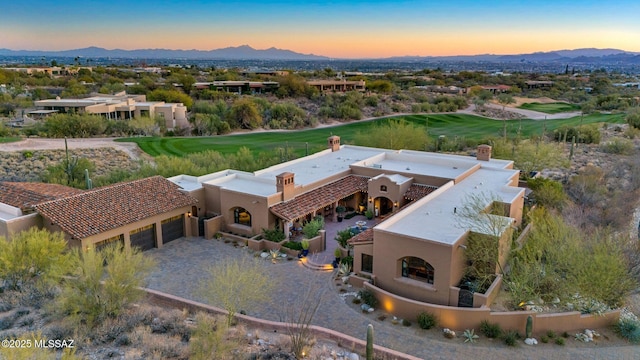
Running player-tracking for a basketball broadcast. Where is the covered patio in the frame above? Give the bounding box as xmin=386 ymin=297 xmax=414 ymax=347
xmin=270 ymin=175 xmax=369 ymax=241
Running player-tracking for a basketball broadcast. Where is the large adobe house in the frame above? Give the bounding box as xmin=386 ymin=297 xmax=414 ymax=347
xmin=0 ymin=136 xmax=524 ymax=307
xmin=170 ymin=136 xmax=525 ymax=307
xmin=0 ymin=176 xmax=197 ymax=250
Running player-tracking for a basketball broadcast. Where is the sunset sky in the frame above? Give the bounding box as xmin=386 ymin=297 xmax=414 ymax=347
xmin=2 ymin=0 xmax=639 ymax=58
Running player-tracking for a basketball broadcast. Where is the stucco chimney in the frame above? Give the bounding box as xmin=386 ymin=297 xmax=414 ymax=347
xmin=328 ymin=135 xmax=341 ymax=152
xmin=477 ymin=144 xmax=492 ymax=161
xmin=276 ymin=172 xmax=295 ymax=201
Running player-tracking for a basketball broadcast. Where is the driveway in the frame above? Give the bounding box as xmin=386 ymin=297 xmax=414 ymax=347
xmin=145 ymin=237 xmax=639 ymax=360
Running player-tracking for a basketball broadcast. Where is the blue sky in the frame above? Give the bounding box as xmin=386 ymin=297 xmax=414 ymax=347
xmin=2 ymin=0 xmax=639 ymax=58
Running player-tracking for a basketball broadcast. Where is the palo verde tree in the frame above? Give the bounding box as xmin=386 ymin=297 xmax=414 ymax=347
xmin=200 ymin=254 xmax=276 ymax=326
xmin=354 ymin=119 xmax=430 ymax=151
xmin=54 ymin=244 xmax=156 ymax=327
xmin=0 ymin=228 xmax=71 ymax=292
xmin=456 ymin=192 xmax=515 ymax=292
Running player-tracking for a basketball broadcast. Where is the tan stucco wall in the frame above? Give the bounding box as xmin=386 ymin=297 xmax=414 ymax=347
xmin=367 ymin=176 xmax=408 ymax=214
xmin=372 ymin=229 xmax=463 ymax=306
xmin=202 ymin=184 xmax=222 ymax=216
xmin=353 ymin=242 xmax=374 ymax=276
xmin=0 ymin=213 xmax=43 ymax=240
xmin=219 ymin=189 xmax=270 ymax=236
xmin=204 ymin=215 xmax=223 ymax=239
xmin=184 ymin=188 xmax=206 ymax=217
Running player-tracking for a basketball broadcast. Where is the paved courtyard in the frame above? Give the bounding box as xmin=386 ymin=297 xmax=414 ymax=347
xmin=146 ymin=237 xmax=640 ymax=360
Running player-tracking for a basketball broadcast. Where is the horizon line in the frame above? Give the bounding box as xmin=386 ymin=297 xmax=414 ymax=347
xmin=1 ymin=45 xmax=638 ymax=61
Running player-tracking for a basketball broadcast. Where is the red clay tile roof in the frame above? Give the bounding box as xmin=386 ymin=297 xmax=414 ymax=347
xmin=404 ymin=184 xmax=437 ymax=201
xmin=270 ymin=175 xmax=369 ymax=221
xmin=35 ymin=176 xmax=196 ymax=239
xmin=0 ymin=182 xmax=83 ymax=212
xmin=348 ymin=228 xmax=374 ymax=244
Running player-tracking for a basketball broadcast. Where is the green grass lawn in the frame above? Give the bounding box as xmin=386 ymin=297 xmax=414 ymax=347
xmin=117 ymin=113 xmax=625 ymax=158
xmin=0 ymin=137 xmax=21 ymax=144
xmin=518 ymin=102 xmax=581 ymax=114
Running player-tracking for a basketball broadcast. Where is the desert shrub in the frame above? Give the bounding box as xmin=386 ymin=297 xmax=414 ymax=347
xmin=282 ymin=241 xmax=303 ymax=251
xmin=503 ymin=330 xmax=520 ymax=346
xmin=357 ymin=289 xmax=378 ymax=308
xmin=44 ymin=113 xmax=108 ymax=138
xmin=600 ymin=138 xmax=634 ymax=155
xmin=540 ymin=335 xmax=549 ymax=343
xmin=624 ymin=126 xmax=640 ymax=139
xmin=340 ymin=256 xmax=353 ymax=268
xmin=555 ymin=337 xmax=565 ymax=345
xmin=479 ymin=320 xmax=502 ymax=338
xmin=190 ymin=313 xmax=239 ymax=360
xmin=546 ymin=330 xmax=556 ymax=338
xmin=136 ymin=328 xmax=188 ymax=359
xmin=553 ymin=124 xmax=601 ymax=144
xmin=262 ymin=228 xmax=285 ymax=242
xmin=402 ymin=319 xmax=411 ymax=327
xmin=303 ymin=217 xmax=324 ymax=238
xmin=616 ymin=318 xmax=640 ymax=344
xmin=417 ymin=311 xmax=437 ymax=330
xmin=527 ymin=177 xmax=566 ymax=210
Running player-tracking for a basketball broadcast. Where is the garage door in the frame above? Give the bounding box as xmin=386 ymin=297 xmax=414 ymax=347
xmin=130 ymin=224 xmax=156 ymax=251
xmin=161 ymin=215 xmax=184 ymax=244
xmin=94 ymin=234 xmax=124 ymax=252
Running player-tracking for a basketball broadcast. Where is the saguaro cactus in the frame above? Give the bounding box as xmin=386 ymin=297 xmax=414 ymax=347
xmin=525 ymin=315 xmax=533 ymax=339
xmin=85 ymin=168 xmax=93 ymax=189
xmin=366 ymin=323 xmax=374 ymax=360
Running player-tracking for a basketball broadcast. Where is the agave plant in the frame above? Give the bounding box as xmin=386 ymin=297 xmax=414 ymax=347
xmin=463 ymin=329 xmax=479 ymax=343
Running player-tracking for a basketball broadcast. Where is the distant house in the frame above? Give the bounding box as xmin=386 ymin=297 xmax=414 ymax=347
xmin=470 ymin=85 xmax=512 ymax=94
xmin=525 ymin=80 xmax=554 ymax=89
xmin=32 ymin=92 xmax=188 ymax=130
xmin=307 ymin=80 xmax=366 ymax=92
xmin=192 ymin=81 xmax=279 ymax=94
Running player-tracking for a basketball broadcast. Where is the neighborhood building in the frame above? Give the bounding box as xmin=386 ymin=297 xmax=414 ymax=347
xmin=32 ymin=92 xmax=189 ymax=130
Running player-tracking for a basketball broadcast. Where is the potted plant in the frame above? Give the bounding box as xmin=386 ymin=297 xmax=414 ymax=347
xmin=365 ymin=209 xmax=374 ymax=220
xmin=333 ymin=247 xmax=342 ymax=268
xmin=336 ymin=205 xmax=346 ymax=222
xmin=300 ymin=239 xmax=310 ymax=257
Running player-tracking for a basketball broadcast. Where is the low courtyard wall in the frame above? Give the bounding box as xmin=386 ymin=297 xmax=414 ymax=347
xmin=363 ymin=282 xmax=620 ymax=335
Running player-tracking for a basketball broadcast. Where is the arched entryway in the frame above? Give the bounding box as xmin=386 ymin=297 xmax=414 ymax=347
xmin=374 ymin=196 xmax=393 ymax=217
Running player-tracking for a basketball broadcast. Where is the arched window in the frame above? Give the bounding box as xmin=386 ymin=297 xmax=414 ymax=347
xmin=401 ymin=257 xmax=434 ymax=284
xmin=380 ymin=185 xmax=387 ymax=192
xmin=233 ymin=207 xmax=251 ymax=226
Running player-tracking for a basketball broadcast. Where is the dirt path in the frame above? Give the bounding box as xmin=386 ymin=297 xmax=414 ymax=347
xmin=0 ymin=137 xmax=145 ymax=160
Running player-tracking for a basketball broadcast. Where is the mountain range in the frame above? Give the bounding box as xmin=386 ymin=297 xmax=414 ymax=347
xmin=0 ymin=46 xmax=639 ymax=64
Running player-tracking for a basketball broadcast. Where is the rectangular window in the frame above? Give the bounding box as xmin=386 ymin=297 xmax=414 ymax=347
xmin=361 ymin=254 xmax=373 ymax=273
